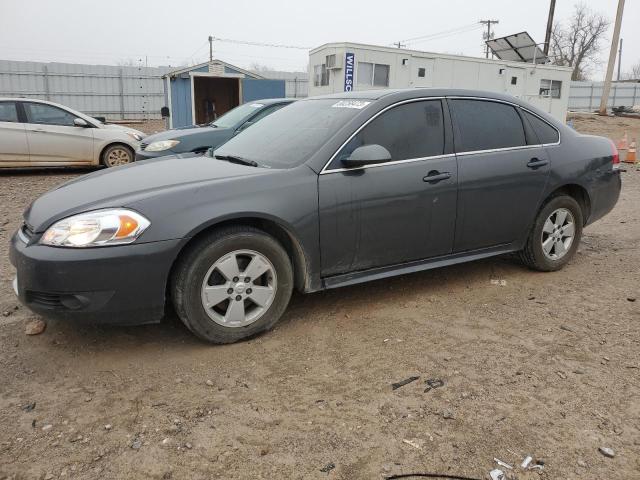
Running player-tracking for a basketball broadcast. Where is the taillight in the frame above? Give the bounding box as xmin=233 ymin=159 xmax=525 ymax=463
xmin=610 ymin=139 xmax=620 ymax=169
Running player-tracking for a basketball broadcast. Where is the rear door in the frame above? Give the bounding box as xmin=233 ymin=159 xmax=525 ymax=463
xmin=21 ymin=102 xmax=94 ymax=164
xmin=449 ymin=98 xmax=550 ymax=252
xmin=0 ymin=101 xmax=29 ymax=165
xmin=319 ymin=99 xmax=457 ymax=275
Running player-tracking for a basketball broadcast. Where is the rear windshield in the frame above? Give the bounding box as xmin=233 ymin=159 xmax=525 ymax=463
xmin=214 ymin=99 xmax=368 ymax=168
xmin=211 ymin=102 xmax=265 ymax=128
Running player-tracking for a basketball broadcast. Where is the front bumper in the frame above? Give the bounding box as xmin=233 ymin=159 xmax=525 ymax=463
xmin=135 ymin=149 xmax=175 ymax=161
xmin=9 ymin=230 xmax=182 ymax=325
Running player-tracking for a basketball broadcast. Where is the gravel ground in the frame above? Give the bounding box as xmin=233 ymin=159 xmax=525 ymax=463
xmin=0 ymin=115 xmax=639 ymax=480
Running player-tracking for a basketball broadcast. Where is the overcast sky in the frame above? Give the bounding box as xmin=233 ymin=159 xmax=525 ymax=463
xmin=1 ymin=0 xmax=637 ymax=79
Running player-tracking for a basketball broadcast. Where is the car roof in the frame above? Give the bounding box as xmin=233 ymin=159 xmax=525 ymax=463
xmin=307 ymin=87 xmax=528 ymax=105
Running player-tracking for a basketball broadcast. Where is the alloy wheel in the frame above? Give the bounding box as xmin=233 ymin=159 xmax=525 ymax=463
xmin=200 ymin=249 xmax=277 ymax=327
xmin=541 ymin=207 xmax=575 ymax=260
xmin=107 ymin=147 xmax=132 ymax=166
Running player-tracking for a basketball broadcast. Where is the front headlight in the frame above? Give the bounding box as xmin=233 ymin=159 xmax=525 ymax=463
xmin=144 ymin=140 xmax=180 ymax=152
xmin=127 ymin=132 xmax=143 ymax=142
xmin=40 ymin=209 xmax=150 ymax=247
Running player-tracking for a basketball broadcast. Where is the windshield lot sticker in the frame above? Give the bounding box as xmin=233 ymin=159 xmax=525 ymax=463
xmin=331 ymin=100 xmax=371 ymax=109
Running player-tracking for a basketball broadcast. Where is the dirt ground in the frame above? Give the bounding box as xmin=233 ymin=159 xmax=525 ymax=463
xmin=0 ymin=115 xmax=639 ymax=480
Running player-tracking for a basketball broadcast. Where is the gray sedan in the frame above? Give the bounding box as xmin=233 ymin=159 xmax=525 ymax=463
xmin=136 ymin=98 xmax=293 ymax=160
xmin=10 ymin=88 xmax=621 ymax=344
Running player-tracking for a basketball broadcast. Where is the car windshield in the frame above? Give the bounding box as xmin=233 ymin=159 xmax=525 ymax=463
xmin=211 ymin=102 xmax=265 ymax=128
xmin=214 ymin=99 xmax=368 ymax=168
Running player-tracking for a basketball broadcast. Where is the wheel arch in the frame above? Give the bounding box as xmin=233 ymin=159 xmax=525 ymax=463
xmin=169 ymin=215 xmax=311 ymax=294
xmin=99 ymin=142 xmax=135 ymax=166
xmin=545 ymin=183 xmax=591 ymax=225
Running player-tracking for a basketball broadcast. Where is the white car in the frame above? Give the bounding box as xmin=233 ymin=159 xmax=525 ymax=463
xmin=0 ymin=98 xmax=145 ymax=168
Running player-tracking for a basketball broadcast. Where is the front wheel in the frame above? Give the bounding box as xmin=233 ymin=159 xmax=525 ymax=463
xmin=171 ymin=226 xmax=294 ymax=344
xmin=519 ymin=195 xmax=583 ymax=271
xmin=102 ymin=144 xmax=133 ymax=167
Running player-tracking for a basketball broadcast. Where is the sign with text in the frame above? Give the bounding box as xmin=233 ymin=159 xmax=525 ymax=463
xmin=344 ymin=52 xmax=355 ymax=92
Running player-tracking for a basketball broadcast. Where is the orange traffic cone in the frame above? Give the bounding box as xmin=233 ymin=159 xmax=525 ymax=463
xmin=617 ymin=132 xmax=628 ymax=150
xmin=624 ymin=138 xmax=637 ymax=164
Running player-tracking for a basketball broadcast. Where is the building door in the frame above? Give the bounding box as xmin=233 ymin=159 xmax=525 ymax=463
xmin=318 ymin=99 xmax=457 ymax=276
xmin=411 ymin=57 xmax=434 ymax=88
xmin=506 ymin=67 xmax=526 ymax=97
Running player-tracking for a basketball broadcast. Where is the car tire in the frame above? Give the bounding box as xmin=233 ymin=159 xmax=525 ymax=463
xmin=102 ymin=144 xmax=134 ymax=167
xmin=520 ymin=194 xmax=583 ymax=272
xmin=171 ymin=226 xmax=294 ymax=344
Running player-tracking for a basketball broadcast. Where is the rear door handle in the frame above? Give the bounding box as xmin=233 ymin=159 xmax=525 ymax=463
xmin=527 ymin=158 xmax=549 ymax=169
xmin=423 ymin=171 xmax=451 ymax=184
xmin=29 ymin=128 xmax=46 ymax=133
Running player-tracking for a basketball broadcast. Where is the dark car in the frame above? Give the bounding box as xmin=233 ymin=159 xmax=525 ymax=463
xmin=10 ymin=89 xmax=621 ymax=344
xmin=135 ymin=98 xmax=293 ymax=161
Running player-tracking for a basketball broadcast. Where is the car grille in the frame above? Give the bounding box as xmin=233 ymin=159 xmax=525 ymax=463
xmin=22 ymin=223 xmax=34 ymax=239
xmin=140 ymin=142 xmax=149 ymax=151
xmin=26 ymin=291 xmax=64 ymax=308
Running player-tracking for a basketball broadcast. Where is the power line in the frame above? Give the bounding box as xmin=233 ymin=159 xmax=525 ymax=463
xmin=212 ymin=37 xmax=311 ymax=50
xmin=395 ymin=23 xmax=483 ymax=47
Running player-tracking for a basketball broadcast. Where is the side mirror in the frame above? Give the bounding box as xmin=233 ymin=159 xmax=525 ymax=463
xmin=341 ymin=144 xmax=392 ymax=168
xmin=73 ymin=118 xmax=89 ymax=128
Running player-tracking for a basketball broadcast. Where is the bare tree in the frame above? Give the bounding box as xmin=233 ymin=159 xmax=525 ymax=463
xmin=550 ymin=3 xmax=610 ymax=80
xmin=622 ymin=61 xmax=640 ymax=81
xmin=249 ymin=62 xmax=274 ymax=73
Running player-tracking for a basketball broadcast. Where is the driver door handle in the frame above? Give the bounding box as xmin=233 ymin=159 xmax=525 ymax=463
xmin=423 ymin=171 xmax=451 ymax=184
xmin=527 ymin=158 xmax=549 ymax=169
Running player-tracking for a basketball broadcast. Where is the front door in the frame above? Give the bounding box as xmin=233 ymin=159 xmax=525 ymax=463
xmin=448 ymin=98 xmax=550 ymax=252
xmin=0 ymin=101 xmax=29 ymax=165
xmin=21 ymin=102 xmax=94 ymax=164
xmin=319 ymin=99 xmax=457 ymax=276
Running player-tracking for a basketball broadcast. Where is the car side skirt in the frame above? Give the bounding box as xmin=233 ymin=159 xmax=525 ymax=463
xmin=321 ymin=243 xmax=515 ymax=290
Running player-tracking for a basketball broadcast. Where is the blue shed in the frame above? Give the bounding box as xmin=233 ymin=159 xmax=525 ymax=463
xmin=162 ymin=60 xmax=286 ymax=128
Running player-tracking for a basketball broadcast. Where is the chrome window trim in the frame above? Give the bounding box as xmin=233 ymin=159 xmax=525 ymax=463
xmin=320 ymin=97 xmax=446 ymax=175
xmin=320 ymin=95 xmax=562 ymax=175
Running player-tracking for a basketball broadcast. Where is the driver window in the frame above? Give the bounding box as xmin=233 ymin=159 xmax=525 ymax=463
xmin=24 ymin=103 xmax=77 ymax=127
xmin=332 ymin=100 xmax=444 ymax=168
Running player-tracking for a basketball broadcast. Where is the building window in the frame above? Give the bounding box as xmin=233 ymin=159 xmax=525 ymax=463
xmin=511 ymin=76 xmax=518 ymax=85
xmin=314 ymin=64 xmax=329 ymax=87
xmin=418 ymin=68 xmax=426 ymax=78
xmin=357 ymin=62 xmax=390 ymax=87
xmin=539 ymin=79 xmax=562 ymax=98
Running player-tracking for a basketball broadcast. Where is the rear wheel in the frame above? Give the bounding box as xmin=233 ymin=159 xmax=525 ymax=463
xmin=520 ymin=195 xmax=583 ymax=271
xmin=171 ymin=226 xmax=293 ymax=344
xmin=102 ymin=144 xmax=133 ymax=167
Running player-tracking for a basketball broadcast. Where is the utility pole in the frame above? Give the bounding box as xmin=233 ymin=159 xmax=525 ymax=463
xmin=208 ymin=35 xmax=213 ymax=62
xmin=599 ymin=0 xmax=625 ymax=115
xmin=480 ymin=19 xmax=499 ymax=58
xmin=543 ymin=0 xmax=556 ymax=55
xmin=617 ymin=38 xmax=623 ymax=81
xmin=393 ymin=41 xmax=406 ymax=49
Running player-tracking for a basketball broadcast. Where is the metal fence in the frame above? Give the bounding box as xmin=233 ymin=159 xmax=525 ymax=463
xmin=0 ymin=60 xmax=171 ymax=120
xmin=569 ymin=81 xmax=640 ymax=112
xmin=0 ymin=61 xmax=310 ymax=121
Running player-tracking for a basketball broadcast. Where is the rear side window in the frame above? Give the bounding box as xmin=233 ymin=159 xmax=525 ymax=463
xmin=451 ymin=99 xmax=526 ymax=152
xmin=0 ymin=101 xmax=18 ymax=122
xmin=24 ymin=103 xmax=76 ymax=126
xmin=522 ymin=110 xmax=559 ymax=144
xmin=335 ymin=100 xmax=445 ymax=164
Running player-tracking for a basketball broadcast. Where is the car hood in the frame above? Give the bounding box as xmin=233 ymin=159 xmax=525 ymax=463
xmin=143 ymin=126 xmax=231 ymax=143
xmin=24 ymin=156 xmax=267 ymax=232
xmin=101 ymin=123 xmax=145 ymax=137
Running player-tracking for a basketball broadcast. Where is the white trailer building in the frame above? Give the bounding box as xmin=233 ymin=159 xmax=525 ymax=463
xmin=309 ymin=42 xmax=572 ymax=121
